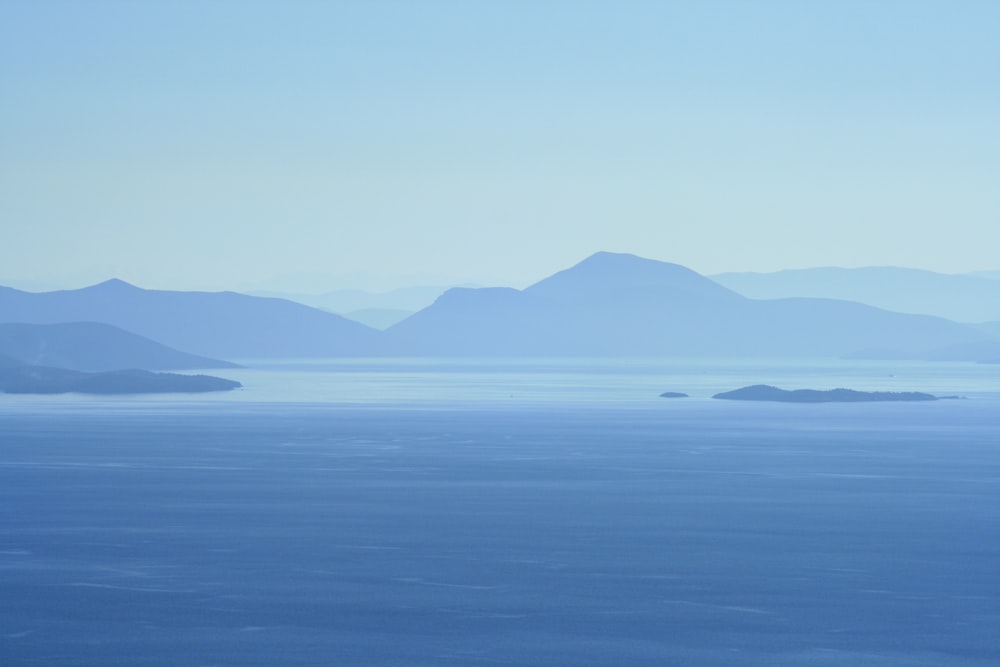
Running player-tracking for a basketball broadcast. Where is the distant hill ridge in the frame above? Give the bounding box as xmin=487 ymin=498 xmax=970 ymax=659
xmin=0 ymin=280 xmax=379 ymax=359
xmin=712 ymin=266 xmax=1000 ymax=323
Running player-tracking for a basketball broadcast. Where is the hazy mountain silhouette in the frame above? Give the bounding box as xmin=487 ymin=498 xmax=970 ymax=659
xmin=248 ymin=285 xmax=457 ymax=314
xmin=386 ymin=252 xmax=992 ymax=358
xmin=713 ymin=267 xmax=1000 ymax=323
xmin=0 ymin=280 xmax=379 ymax=359
xmin=0 ymin=322 xmax=236 ymax=371
xmin=0 ymin=365 xmax=240 ymax=394
xmin=342 ymin=308 xmax=415 ymax=330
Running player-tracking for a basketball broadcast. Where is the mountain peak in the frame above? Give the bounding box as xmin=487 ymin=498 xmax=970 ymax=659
xmin=524 ymin=252 xmax=742 ymax=303
xmin=89 ymin=278 xmax=140 ymax=291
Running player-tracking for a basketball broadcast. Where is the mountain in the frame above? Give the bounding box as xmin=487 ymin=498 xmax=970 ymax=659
xmin=712 ymin=267 xmax=1000 ymax=323
xmin=248 ymin=285 xmax=456 ymax=314
xmin=385 ymin=252 xmax=993 ymax=358
xmin=0 ymin=280 xmax=380 ymax=359
xmin=0 ymin=365 xmax=241 ymax=394
xmin=341 ymin=308 xmax=415 ymax=330
xmin=0 ymin=322 xmax=235 ymax=372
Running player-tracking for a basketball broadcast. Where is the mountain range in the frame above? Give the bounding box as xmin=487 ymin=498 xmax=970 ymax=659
xmin=713 ymin=267 xmax=1000 ymax=323
xmin=385 ymin=253 xmax=994 ymax=359
xmin=2 ymin=253 xmax=998 ymax=362
xmin=0 ymin=280 xmax=378 ymax=360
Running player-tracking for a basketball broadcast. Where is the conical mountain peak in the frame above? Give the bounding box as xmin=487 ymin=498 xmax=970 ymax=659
xmin=88 ymin=278 xmax=140 ymax=291
xmin=524 ymin=251 xmax=742 ymax=303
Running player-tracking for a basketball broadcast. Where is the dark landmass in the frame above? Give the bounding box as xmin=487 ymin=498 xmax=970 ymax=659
xmin=0 ymin=322 xmax=237 ymax=371
xmin=0 ymin=365 xmax=241 ymax=395
xmin=712 ymin=384 xmax=944 ymax=403
xmin=659 ymin=392 xmax=689 ymax=398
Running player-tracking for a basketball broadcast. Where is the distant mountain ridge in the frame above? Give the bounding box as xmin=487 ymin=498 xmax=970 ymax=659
xmin=248 ymin=285 xmax=456 ymax=314
xmin=0 ymin=280 xmax=380 ymax=359
xmin=386 ymin=252 xmax=994 ymax=359
xmin=341 ymin=308 xmax=414 ymax=330
xmin=712 ymin=266 xmax=1000 ymax=323
xmin=4 ymin=254 xmax=997 ymax=361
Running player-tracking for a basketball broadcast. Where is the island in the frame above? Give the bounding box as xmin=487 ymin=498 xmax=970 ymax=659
xmin=0 ymin=365 xmax=242 ymax=395
xmin=712 ymin=384 xmax=947 ymax=403
xmin=659 ymin=391 xmax=689 ymax=398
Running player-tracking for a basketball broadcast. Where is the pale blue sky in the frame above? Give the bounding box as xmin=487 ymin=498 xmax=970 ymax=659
xmin=2 ymin=0 xmax=998 ymax=290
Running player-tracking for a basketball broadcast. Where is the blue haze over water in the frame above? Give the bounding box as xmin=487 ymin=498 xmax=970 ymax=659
xmin=1 ymin=359 xmax=999 ymax=665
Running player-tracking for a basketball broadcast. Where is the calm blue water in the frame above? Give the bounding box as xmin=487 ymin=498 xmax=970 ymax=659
xmin=1 ymin=360 xmax=998 ymax=665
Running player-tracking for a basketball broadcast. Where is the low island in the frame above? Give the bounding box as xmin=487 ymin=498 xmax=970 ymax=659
xmin=659 ymin=391 xmax=689 ymax=398
xmin=0 ymin=365 xmax=241 ymax=395
xmin=712 ymin=384 xmax=952 ymax=403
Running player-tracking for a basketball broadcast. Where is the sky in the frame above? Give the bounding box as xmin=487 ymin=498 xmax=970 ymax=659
xmin=2 ymin=0 xmax=998 ymax=291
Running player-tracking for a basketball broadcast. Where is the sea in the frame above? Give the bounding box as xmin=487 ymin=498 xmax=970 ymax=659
xmin=1 ymin=358 xmax=998 ymax=666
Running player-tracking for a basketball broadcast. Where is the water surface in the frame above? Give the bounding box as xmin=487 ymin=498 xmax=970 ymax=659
xmin=1 ymin=360 xmax=998 ymax=665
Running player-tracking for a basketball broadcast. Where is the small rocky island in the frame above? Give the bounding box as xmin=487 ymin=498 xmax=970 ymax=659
xmin=0 ymin=365 xmax=241 ymax=395
xmin=713 ymin=384 xmax=952 ymax=403
xmin=659 ymin=391 xmax=689 ymax=398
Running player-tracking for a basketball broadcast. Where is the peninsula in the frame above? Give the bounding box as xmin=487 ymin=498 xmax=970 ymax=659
xmin=0 ymin=365 xmax=241 ymax=395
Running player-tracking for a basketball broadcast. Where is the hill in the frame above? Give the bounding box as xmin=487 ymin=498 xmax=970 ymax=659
xmin=386 ymin=252 xmax=992 ymax=358
xmin=712 ymin=267 xmax=1000 ymax=323
xmin=0 ymin=322 xmax=235 ymax=372
xmin=0 ymin=280 xmax=380 ymax=360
